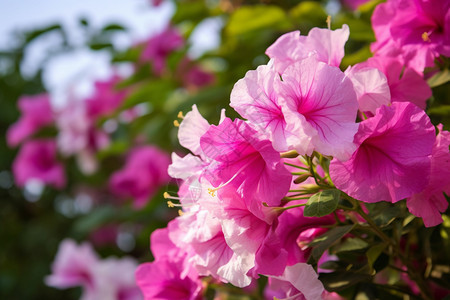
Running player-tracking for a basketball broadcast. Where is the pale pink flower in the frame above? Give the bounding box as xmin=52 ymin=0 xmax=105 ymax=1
xmin=46 ymin=239 xmax=141 ymax=300
xmin=371 ymin=0 xmax=450 ymax=72
xmin=12 ymin=139 xmax=65 ymax=189
xmin=330 ymin=102 xmax=436 ymax=203
xmin=278 ymin=56 xmax=359 ymax=160
xmin=230 ymin=64 xmax=292 ymax=151
xmin=266 ymin=25 xmax=349 ymax=73
xmin=407 ymin=124 xmax=450 ymax=227
xmin=264 ymin=263 xmax=325 ymax=300
xmin=7 ymin=94 xmax=53 ymax=147
xmin=140 ymin=27 xmax=184 ymax=75
xmin=110 ymin=146 xmax=170 ymax=208
xmin=345 ymin=66 xmax=391 ymax=114
xmin=355 ymin=56 xmax=432 ymax=109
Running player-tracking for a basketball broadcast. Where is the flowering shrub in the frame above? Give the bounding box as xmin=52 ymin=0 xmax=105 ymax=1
xmin=1 ymin=0 xmax=449 ymax=300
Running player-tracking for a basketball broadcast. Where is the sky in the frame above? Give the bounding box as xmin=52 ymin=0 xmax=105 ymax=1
xmin=0 ymin=0 xmax=222 ymax=106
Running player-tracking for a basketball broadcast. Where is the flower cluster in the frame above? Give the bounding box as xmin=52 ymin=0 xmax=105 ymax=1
xmin=136 ymin=4 xmax=449 ymax=298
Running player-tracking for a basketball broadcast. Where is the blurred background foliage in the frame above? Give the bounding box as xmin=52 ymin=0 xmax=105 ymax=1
xmin=0 ymin=0 xmax=449 ymax=299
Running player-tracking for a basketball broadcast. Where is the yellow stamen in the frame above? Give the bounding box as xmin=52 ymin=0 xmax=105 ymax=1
xmin=167 ymin=201 xmax=175 ymax=208
xmin=178 ymin=209 xmax=184 ymax=216
xmin=422 ymin=32 xmax=431 ymax=42
xmin=326 ymin=15 xmax=331 ymax=30
xmin=163 ymin=192 xmax=170 ymax=199
xmin=177 ymin=111 xmax=184 ymax=119
xmin=173 ymin=120 xmax=180 ymax=127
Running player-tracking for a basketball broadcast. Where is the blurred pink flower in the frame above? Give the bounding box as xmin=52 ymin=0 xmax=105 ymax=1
xmin=407 ymin=124 xmax=450 ymax=227
xmin=110 ymin=146 xmax=170 ymax=208
xmin=85 ymin=76 xmax=129 ymax=119
xmin=140 ymin=27 xmax=184 ymax=75
xmin=7 ymin=94 xmax=53 ymax=147
xmin=371 ymin=0 xmax=450 ymax=72
xmin=341 ymin=0 xmax=371 ymax=10
xmin=46 ymin=239 xmax=141 ymax=300
xmin=330 ymin=102 xmax=435 ymax=203
xmin=176 ymin=58 xmax=215 ymax=89
xmin=12 ymin=139 xmax=65 ymax=189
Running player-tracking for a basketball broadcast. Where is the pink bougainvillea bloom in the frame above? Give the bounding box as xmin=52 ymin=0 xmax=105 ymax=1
xmin=266 ymin=25 xmax=349 ymax=73
xmin=371 ymin=0 xmax=450 ymax=72
xmin=330 ymin=102 xmax=435 ymax=203
xmin=12 ymin=139 xmax=65 ymax=189
xmin=356 ymin=56 xmax=432 ymax=109
xmin=341 ymin=0 xmax=371 ymax=10
xmin=7 ymin=94 xmax=53 ymax=147
xmin=110 ymin=146 xmax=170 ymax=208
xmin=345 ymin=66 xmax=391 ymax=114
xmin=278 ymin=56 xmax=359 ymax=160
xmin=140 ymin=27 xmax=184 ymax=75
xmin=264 ymin=263 xmax=325 ymax=300
xmin=230 ymin=64 xmax=294 ymax=152
xmin=407 ymin=124 xmax=450 ymax=227
xmin=85 ymin=76 xmax=128 ymax=119
xmin=200 ymin=117 xmax=291 ymax=221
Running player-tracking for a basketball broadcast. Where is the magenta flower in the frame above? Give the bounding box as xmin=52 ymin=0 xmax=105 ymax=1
xmin=230 ymin=64 xmax=292 ymax=151
xmin=136 ymin=228 xmax=203 ymax=300
xmin=264 ymin=263 xmax=325 ymax=300
xmin=110 ymin=146 xmax=170 ymax=208
xmin=12 ymin=139 xmax=65 ymax=189
xmin=7 ymin=94 xmax=53 ymax=147
xmin=330 ymin=102 xmax=436 ymax=203
xmin=200 ymin=117 xmax=292 ymax=221
xmin=85 ymin=76 xmax=128 ymax=119
xmin=341 ymin=0 xmax=371 ymax=10
xmin=266 ymin=25 xmax=349 ymax=73
xmin=278 ymin=56 xmax=359 ymax=160
xmin=407 ymin=124 xmax=450 ymax=227
xmin=140 ymin=27 xmax=184 ymax=75
xmin=371 ymin=0 xmax=450 ymax=72
xmin=176 ymin=58 xmax=215 ymax=89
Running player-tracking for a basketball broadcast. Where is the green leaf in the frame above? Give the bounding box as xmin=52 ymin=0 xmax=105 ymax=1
xmin=172 ymin=2 xmax=209 ymax=24
xmin=121 ymin=79 xmax=176 ymax=110
xmin=428 ymin=105 xmax=450 ymax=116
xmin=309 ymin=225 xmax=355 ymax=262
xmin=289 ymin=1 xmax=327 ymax=28
xmin=371 ymin=206 xmax=401 ymax=227
xmin=226 ymin=5 xmax=291 ymax=37
xmin=334 ymin=237 xmax=369 ymax=253
xmin=366 ymin=243 xmax=387 ymax=271
xmin=101 ymin=24 xmax=127 ymax=32
xmin=427 ymin=69 xmax=450 ymax=87
xmin=319 ymin=271 xmax=373 ymax=291
xmin=304 ymin=189 xmax=340 ymax=217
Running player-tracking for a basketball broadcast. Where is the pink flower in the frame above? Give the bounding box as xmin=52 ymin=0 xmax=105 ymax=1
xmin=266 ymin=25 xmax=349 ymax=73
xmin=140 ymin=27 xmax=184 ymax=75
xmin=407 ymin=124 xmax=450 ymax=227
xmin=85 ymin=76 xmax=128 ymax=119
xmin=341 ymin=0 xmax=371 ymax=10
xmin=46 ymin=239 xmax=141 ymax=300
xmin=264 ymin=263 xmax=325 ymax=300
xmin=12 ymin=139 xmax=65 ymax=189
xmin=200 ymin=117 xmax=292 ymax=222
xmin=276 ymin=207 xmax=335 ymax=265
xmin=176 ymin=58 xmax=215 ymax=89
xmin=136 ymin=228 xmax=203 ymax=300
xmin=371 ymin=0 xmax=450 ymax=72
xmin=230 ymin=64 xmax=292 ymax=151
xmin=110 ymin=146 xmax=170 ymax=208
xmin=46 ymin=239 xmax=98 ymax=293
xmin=278 ymin=56 xmax=359 ymax=160
xmin=7 ymin=94 xmax=53 ymax=147
xmin=354 ymin=56 xmax=432 ymax=110
xmin=330 ymin=102 xmax=436 ymax=203
xmin=56 ymin=100 xmax=110 ymax=174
